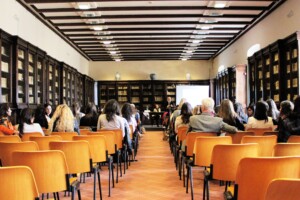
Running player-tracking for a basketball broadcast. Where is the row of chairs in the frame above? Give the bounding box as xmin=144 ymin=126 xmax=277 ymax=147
xmin=0 ymin=129 xmax=133 ymax=200
xmin=169 ymin=127 xmax=300 ymax=200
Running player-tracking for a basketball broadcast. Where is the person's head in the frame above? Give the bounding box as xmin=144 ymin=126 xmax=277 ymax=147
xmin=103 ymin=99 xmax=120 ymax=121
xmin=130 ymin=103 xmax=137 ymax=114
xmin=181 ymin=102 xmax=193 ymax=124
xmin=266 ymin=98 xmax=279 ymax=119
xmin=247 ymin=104 xmax=255 ymax=117
xmin=201 ymin=98 xmax=215 ymax=113
xmin=86 ymin=102 xmax=98 ymax=115
xmin=254 ymin=101 xmax=269 ymax=121
xmin=44 ymin=103 xmax=52 ymax=116
xmin=280 ymin=100 xmax=294 ymax=118
xmin=71 ymin=102 xmax=81 ymax=116
xmin=167 ymin=96 xmax=172 ymax=103
xmin=192 ymin=105 xmax=201 ymax=115
xmin=121 ymin=103 xmax=132 ymax=122
xmin=219 ymin=99 xmax=236 ymax=122
xmin=234 ymin=102 xmax=244 ymax=116
xmin=20 ymin=108 xmax=35 ymax=124
xmin=0 ymin=103 xmax=12 ymax=118
xmin=178 ymin=98 xmax=187 ymax=110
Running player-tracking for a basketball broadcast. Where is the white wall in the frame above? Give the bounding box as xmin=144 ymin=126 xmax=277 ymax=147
xmin=89 ymin=60 xmax=212 ymax=80
xmin=212 ymin=0 xmax=300 ymax=76
xmin=0 ymin=0 xmax=89 ymax=74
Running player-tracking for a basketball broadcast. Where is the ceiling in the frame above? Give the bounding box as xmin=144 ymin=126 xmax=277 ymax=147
xmin=18 ymin=0 xmax=285 ymax=61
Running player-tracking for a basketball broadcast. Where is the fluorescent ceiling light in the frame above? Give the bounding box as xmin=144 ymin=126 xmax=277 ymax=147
xmin=78 ymin=3 xmax=90 ymax=10
xmin=181 ymin=58 xmax=188 ymax=61
xmin=186 ymin=50 xmax=193 ymax=54
xmin=110 ymin=51 xmax=117 ymax=55
xmin=93 ymin=26 xmax=103 ymax=31
xmin=192 ymin=40 xmax=201 ymax=44
xmin=201 ymin=26 xmax=210 ymax=30
xmin=102 ymin=41 xmax=111 ymax=45
xmin=214 ymin=2 xmax=226 ymax=8
xmin=115 ymin=59 xmax=121 ymax=62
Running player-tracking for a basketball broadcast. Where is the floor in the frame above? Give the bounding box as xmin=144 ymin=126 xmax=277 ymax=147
xmin=59 ymin=131 xmax=224 ymax=200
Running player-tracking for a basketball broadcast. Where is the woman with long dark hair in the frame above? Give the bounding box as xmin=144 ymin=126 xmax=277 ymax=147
xmin=80 ymin=102 xmax=99 ymax=130
xmin=97 ymin=99 xmax=125 ymax=137
xmin=174 ymin=102 xmax=193 ymax=133
xmin=246 ymin=101 xmax=274 ymax=130
xmin=19 ymin=108 xmax=44 ymax=137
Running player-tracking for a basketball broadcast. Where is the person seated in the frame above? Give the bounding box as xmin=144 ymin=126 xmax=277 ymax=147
xmin=152 ymin=104 xmax=161 ymax=127
xmin=245 ymin=101 xmax=274 ymax=130
xmin=46 ymin=104 xmax=77 ymax=135
xmin=19 ymin=108 xmax=44 ymax=137
xmin=189 ymin=97 xmax=238 ymax=134
xmin=80 ymin=102 xmax=99 ymax=131
xmin=0 ymin=103 xmax=19 ymax=134
xmin=34 ymin=103 xmax=52 ymax=129
xmin=174 ymin=102 xmax=193 ymax=134
xmin=218 ymin=99 xmax=245 ymax=131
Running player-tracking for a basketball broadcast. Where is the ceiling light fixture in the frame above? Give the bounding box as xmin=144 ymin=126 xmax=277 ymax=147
xmin=201 ymin=26 xmax=210 ymax=30
xmin=186 ymin=50 xmax=193 ymax=54
xmin=192 ymin=40 xmax=201 ymax=44
xmin=181 ymin=58 xmax=187 ymax=61
xmin=110 ymin=51 xmax=117 ymax=55
xmin=115 ymin=59 xmax=121 ymax=62
xmin=102 ymin=41 xmax=111 ymax=45
xmin=78 ymin=3 xmax=91 ymax=10
xmin=93 ymin=26 xmax=103 ymax=31
xmin=214 ymin=2 xmax=226 ymax=8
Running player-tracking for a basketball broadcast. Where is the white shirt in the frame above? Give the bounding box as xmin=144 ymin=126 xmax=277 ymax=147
xmin=97 ymin=114 xmax=125 ymax=137
xmin=246 ymin=116 xmax=273 ymax=129
xmin=23 ymin=123 xmax=44 ymax=136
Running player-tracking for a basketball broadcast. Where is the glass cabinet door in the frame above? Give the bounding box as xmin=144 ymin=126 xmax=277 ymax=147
xmin=0 ymin=34 xmax=12 ymax=103
xmin=27 ymin=51 xmax=36 ymax=105
xmin=16 ymin=47 xmax=26 ymax=104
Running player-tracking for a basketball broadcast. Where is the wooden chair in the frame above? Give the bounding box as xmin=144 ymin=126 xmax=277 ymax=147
xmin=265 ymin=178 xmax=300 ymax=200
xmin=233 ymin=157 xmax=300 ymax=200
xmin=0 ymin=166 xmax=40 ymax=200
xmin=175 ymin=126 xmax=188 ymax=169
xmin=12 ymin=150 xmax=74 ymax=200
xmin=241 ymin=135 xmax=277 ymax=156
xmin=246 ymin=128 xmax=272 ymax=136
xmin=79 ymin=128 xmax=91 ymax=135
xmin=287 ymin=135 xmax=300 ymax=143
xmin=0 ymin=135 xmax=21 ymax=142
xmin=187 ymin=136 xmax=232 ymax=199
xmin=49 ymin=141 xmax=92 ymax=199
xmin=73 ymin=135 xmax=108 ymax=199
xmin=263 ymin=131 xmax=279 ymax=136
xmin=179 ymin=132 xmax=217 ymax=184
xmin=0 ymin=141 xmax=39 ymax=166
xmin=205 ymin=144 xmax=259 ymax=200
xmin=29 ymin=135 xmax=62 ymax=150
xmin=225 ymin=131 xmax=254 ymax=144
xmin=273 ymin=143 xmax=300 ymax=156
xmin=90 ymin=131 xmax=119 ymax=185
xmin=51 ymin=132 xmax=77 ymax=141
xmin=21 ymin=132 xmax=43 ymax=141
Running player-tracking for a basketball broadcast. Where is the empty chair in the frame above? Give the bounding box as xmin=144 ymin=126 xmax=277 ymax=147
xmin=265 ymin=178 xmax=300 ymax=200
xmin=49 ymin=141 xmax=92 ymax=199
xmin=21 ymin=132 xmax=43 ymax=141
xmin=180 ymin=132 xmax=218 ymax=183
xmin=51 ymin=132 xmax=77 ymax=141
xmin=241 ymin=135 xmax=277 ymax=156
xmin=73 ymin=135 xmax=108 ymax=199
xmin=29 ymin=135 xmax=62 ymax=150
xmin=287 ymin=135 xmax=300 ymax=143
xmin=12 ymin=150 xmax=74 ymax=200
xmin=0 ymin=141 xmax=39 ymax=166
xmin=233 ymin=157 xmax=300 ymax=200
xmin=0 ymin=135 xmax=21 ymax=142
xmin=188 ymin=136 xmax=232 ymax=199
xmin=273 ymin=143 xmax=300 ymax=156
xmin=225 ymin=131 xmax=254 ymax=144
xmin=204 ymin=144 xmax=259 ymax=200
xmin=246 ymin=128 xmax=272 ymax=136
xmin=0 ymin=166 xmax=39 ymax=200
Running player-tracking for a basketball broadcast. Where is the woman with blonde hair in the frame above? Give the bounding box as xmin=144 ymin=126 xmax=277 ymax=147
xmin=218 ymin=99 xmax=245 ymax=131
xmin=46 ymin=104 xmax=75 ymax=135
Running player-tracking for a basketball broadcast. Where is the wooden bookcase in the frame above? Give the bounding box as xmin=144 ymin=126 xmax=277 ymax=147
xmin=98 ymin=80 xmax=210 ymax=111
xmin=46 ymin=56 xmax=61 ymax=106
xmin=215 ymin=65 xmax=247 ymax=106
xmin=0 ymin=30 xmax=13 ymax=104
xmin=248 ymin=32 xmax=299 ymax=103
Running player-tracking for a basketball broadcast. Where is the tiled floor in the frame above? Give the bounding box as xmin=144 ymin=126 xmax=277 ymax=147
xmin=59 ymin=131 xmax=224 ymax=199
